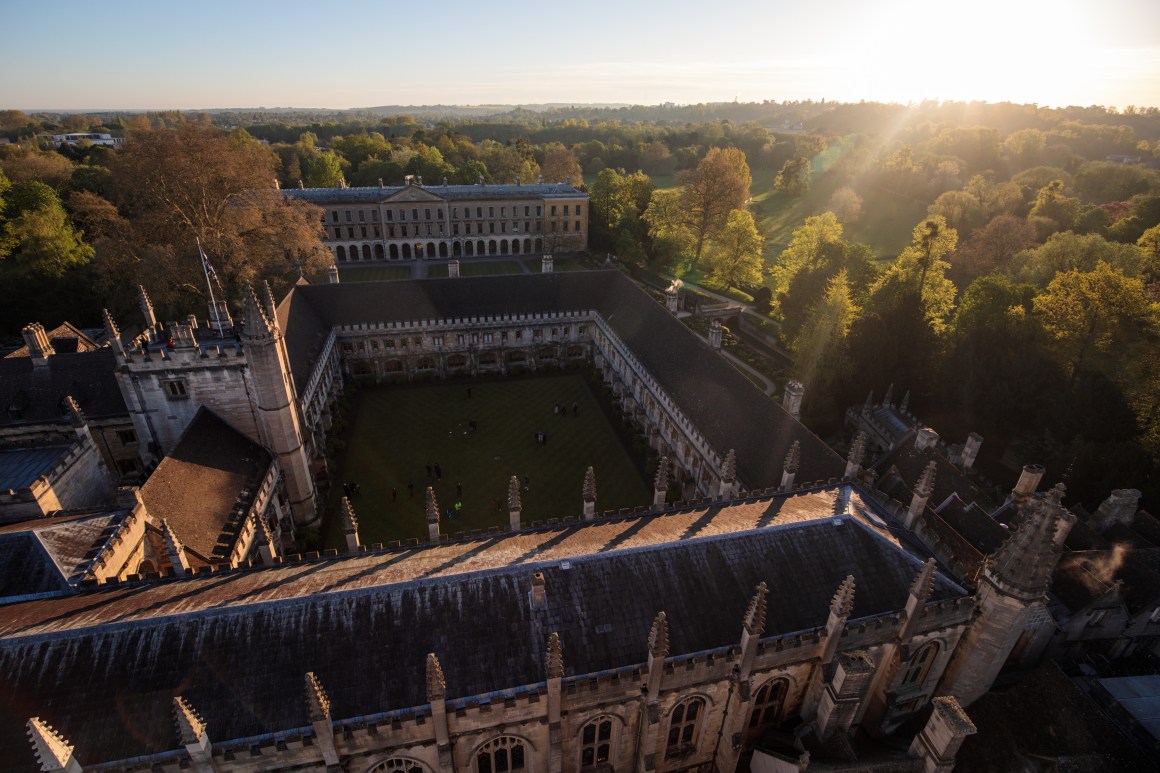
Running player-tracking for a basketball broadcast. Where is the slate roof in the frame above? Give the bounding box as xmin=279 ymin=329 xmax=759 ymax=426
xmin=0 ymin=347 xmax=127 ymax=426
xmin=0 ymin=485 xmax=963 ymax=770
xmin=3 ymin=322 xmax=100 ymax=358
xmin=285 ymin=182 xmax=584 ymax=205
xmin=0 ymin=534 xmax=69 ymax=599
xmin=0 ymin=510 xmax=131 ymax=598
xmin=0 ymin=446 xmax=69 ymax=490
xmin=280 ymin=271 xmax=845 ymax=487
xmin=138 ymin=408 xmax=271 ymax=563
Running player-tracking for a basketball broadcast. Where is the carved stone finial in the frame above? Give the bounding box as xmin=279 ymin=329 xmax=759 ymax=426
xmin=648 ymin=611 xmax=669 ymax=658
xmin=653 ymin=457 xmax=669 ymax=492
xmin=261 ymin=280 xmax=279 ymax=323
xmin=863 ymin=390 xmax=873 ymax=413
xmin=1047 ymin=482 xmax=1066 ymax=506
xmin=744 ymin=582 xmax=768 ymax=635
xmin=173 ymin=695 xmax=206 ymax=745
xmin=305 ymin=672 xmax=331 ymax=722
xmin=883 ymin=382 xmax=894 ymax=407
xmin=26 ymin=717 xmax=75 ymax=771
xmin=508 ymin=475 xmax=522 ymax=512
xmin=784 ymin=441 xmax=801 ymax=474
xmin=848 ymin=432 xmax=867 ymax=467
xmin=138 ymin=284 xmax=157 ymax=328
xmin=909 ymin=559 xmax=937 ymax=603
xmin=426 ymin=653 xmax=446 ymax=701
xmin=831 ymin=575 xmax=856 ymax=619
xmin=900 ymin=390 xmax=910 ymax=414
xmin=241 ymin=285 xmax=273 ymax=339
xmin=63 ymin=395 xmax=85 ymax=428
xmin=102 ymin=308 xmax=120 ymax=340
xmin=426 ymin=486 xmax=440 ymax=524
xmin=583 ymin=466 xmax=597 ymax=502
xmin=546 ymin=632 xmax=564 ymax=679
xmin=916 ymin=460 xmax=937 ymax=497
xmin=720 ymin=449 xmax=737 ymax=482
xmin=341 ymin=497 xmax=359 ymax=534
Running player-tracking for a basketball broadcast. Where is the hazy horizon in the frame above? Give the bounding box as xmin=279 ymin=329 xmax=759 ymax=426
xmin=3 ymin=0 xmax=1159 ymax=112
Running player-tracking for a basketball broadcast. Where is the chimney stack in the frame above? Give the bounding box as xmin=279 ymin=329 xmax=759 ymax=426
xmin=21 ymin=323 xmax=54 ymax=367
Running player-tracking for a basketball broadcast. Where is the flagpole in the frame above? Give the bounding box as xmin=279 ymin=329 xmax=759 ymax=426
xmin=197 ymin=238 xmax=223 ymax=333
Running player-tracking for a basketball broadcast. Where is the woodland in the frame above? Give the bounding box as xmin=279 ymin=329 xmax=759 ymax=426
xmin=1 ymin=100 xmax=1158 ymax=509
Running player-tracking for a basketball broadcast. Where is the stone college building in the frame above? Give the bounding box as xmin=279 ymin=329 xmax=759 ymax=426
xmin=1 ymin=268 xmax=1155 ymax=772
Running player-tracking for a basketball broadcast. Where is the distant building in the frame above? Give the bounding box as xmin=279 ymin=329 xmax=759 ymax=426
xmin=284 ymin=180 xmax=588 ymax=263
xmin=37 ymin=132 xmax=123 ymax=148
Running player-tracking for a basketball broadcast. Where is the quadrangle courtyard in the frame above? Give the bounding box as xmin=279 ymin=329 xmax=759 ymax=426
xmin=322 ymin=373 xmax=653 ymax=548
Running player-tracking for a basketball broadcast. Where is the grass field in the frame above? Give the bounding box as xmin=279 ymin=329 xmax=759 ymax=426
xmin=323 ymin=374 xmax=651 ymax=548
xmin=339 ymin=265 xmax=414 ymax=282
xmin=427 ymin=260 xmax=525 ymax=279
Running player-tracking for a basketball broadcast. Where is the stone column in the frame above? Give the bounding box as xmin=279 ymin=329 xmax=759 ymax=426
xmin=542 ymin=254 xmax=554 ymax=273
xmin=708 ymin=319 xmax=723 ymax=350
xmin=174 ymin=696 xmax=218 ymax=773
xmin=652 ymin=457 xmax=669 ymax=512
xmin=508 ymin=475 xmax=522 ymax=531
xmin=427 ymin=654 xmax=453 ymax=772
xmin=960 ymin=433 xmax=983 ymax=470
xmin=305 ymin=672 xmax=339 ymax=767
xmin=845 ymin=432 xmax=867 ymax=480
xmin=716 ymin=449 xmax=737 ymax=501
xmin=1009 ymin=464 xmax=1045 ymax=509
xmin=25 ymin=718 xmax=82 ymax=773
xmin=448 ymin=259 xmax=461 ymax=278
xmin=582 ymin=466 xmax=597 ymax=520
xmin=546 ymin=633 xmax=564 ymax=773
xmin=813 ymin=653 xmax=875 ymax=740
xmin=780 ymin=441 xmax=800 ymax=489
xmin=904 ymin=461 xmax=937 ymax=529
xmin=426 ymin=486 xmax=441 ymax=543
xmin=342 ymin=496 xmax=361 ymax=552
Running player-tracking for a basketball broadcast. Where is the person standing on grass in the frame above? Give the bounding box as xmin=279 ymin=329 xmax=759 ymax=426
xmin=456 ymin=482 xmax=462 ymax=498
xmin=573 ymin=401 xmax=578 ymax=416
xmin=426 ymin=463 xmax=432 ymax=479
xmin=408 ymin=481 xmax=414 ymax=497
xmin=434 ymin=462 xmax=443 ymax=480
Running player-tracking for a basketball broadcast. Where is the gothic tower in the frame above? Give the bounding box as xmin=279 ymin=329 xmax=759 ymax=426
xmin=938 ymin=484 xmax=1075 ymax=705
xmin=241 ymin=287 xmax=318 ymax=525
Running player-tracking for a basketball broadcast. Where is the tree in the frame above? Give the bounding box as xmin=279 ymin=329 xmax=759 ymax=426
xmin=774 ymin=156 xmax=810 ymax=196
xmin=102 ymin=120 xmax=329 ymax=316
xmin=1139 ymin=224 xmax=1160 ymax=282
xmin=706 ymin=210 xmax=764 ymax=290
xmin=927 ymin=190 xmax=985 ymax=234
xmin=1028 ymin=179 xmax=1079 ymax=232
xmin=540 ymin=143 xmax=583 ymax=186
xmin=643 ymin=187 xmax=695 ymax=264
xmin=794 ymin=270 xmax=856 ymax=396
xmin=678 ymin=147 xmax=751 ymax=260
xmin=951 ymin=214 xmax=1036 ymax=284
xmin=868 ymin=217 xmax=958 ymax=332
xmin=0 ymin=179 xmax=96 ymax=333
xmin=1010 ymin=231 xmax=1145 ymax=288
xmin=1033 ymin=261 xmax=1154 ymax=379
xmin=828 ymin=186 xmax=862 ymax=225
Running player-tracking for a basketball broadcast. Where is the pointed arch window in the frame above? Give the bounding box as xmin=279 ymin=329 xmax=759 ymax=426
xmin=368 ymin=759 xmax=426 ymax=773
xmin=666 ymin=696 xmax=705 ymax=758
xmin=900 ymin=642 xmax=939 ymax=688
xmin=748 ymin=678 xmax=788 ymax=734
xmin=477 ymin=736 xmax=526 ymax=773
xmin=580 ymin=716 xmax=614 ymax=768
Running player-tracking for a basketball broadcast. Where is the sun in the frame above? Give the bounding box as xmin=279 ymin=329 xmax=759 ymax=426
xmin=842 ymin=0 xmax=1099 ymax=105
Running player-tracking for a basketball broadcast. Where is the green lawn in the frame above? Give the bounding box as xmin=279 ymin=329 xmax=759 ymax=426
xmin=750 ymin=139 xmax=923 ymax=267
xmin=339 ymin=265 xmax=414 ymax=282
xmin=323 ymin=375 xmax=651 ymax=547
xmin=461 ymin=260 xmax=524 ymax=276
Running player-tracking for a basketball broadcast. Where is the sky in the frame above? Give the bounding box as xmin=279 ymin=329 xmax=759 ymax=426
xmin=2 ymin=0 xmax=1159 ymax=111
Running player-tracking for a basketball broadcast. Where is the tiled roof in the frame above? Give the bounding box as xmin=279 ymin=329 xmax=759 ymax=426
xmin=0 ymin=510 xmax=131 ymax=598
xmin=0 ymin=348 xmax=127 ymax=426
xmin=0 ymin=485 xmax=963 ymax=769
xmin=285 ymin=182 xmax=585 ymax=204
xmin=283 ymin=271 xmax=845 ymax=487
xmin=3 ymin=322 xmax=100 ymax=358
xmin=139 ymin=408 xmax=271 ymax=563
